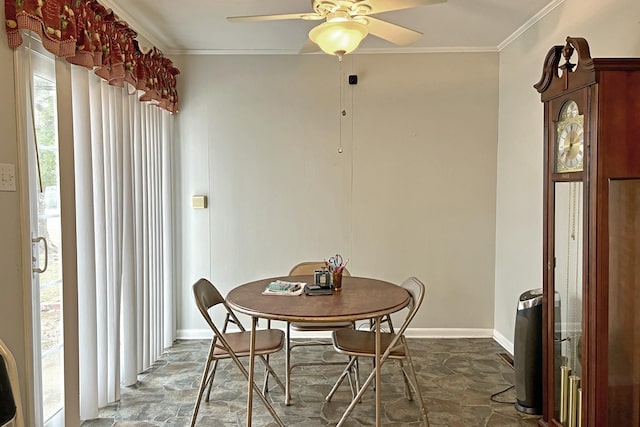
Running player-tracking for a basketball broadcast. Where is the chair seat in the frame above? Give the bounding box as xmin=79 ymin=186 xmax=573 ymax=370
xmin=332 ymin=329 xmax=406 ymax=359
xmin=215 ymin=330 xmax=284 ymax=356
xmin=290 ymin=321 xmax=353 ymax=332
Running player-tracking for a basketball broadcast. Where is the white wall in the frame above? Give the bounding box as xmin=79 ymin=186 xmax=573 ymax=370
xmin=174 ymin=52 xmax=500 ymax=336
xmin=0 ymin=35 xmax=29 ymax=422
xmin=493 ymin=0 xmax=640 ymax=349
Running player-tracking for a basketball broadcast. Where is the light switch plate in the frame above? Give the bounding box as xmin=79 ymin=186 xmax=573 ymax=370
xmin=192 ymin=195 xmax=207 ymax=209
xmin=0 ymin=163 xmax=16 ymax=192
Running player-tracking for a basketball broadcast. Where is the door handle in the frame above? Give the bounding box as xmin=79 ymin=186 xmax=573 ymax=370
xmin=32 ymin=236 xmax=48 ymax=274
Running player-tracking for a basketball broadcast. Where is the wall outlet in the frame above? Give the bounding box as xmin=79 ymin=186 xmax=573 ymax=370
xmin=0 ymin=163 xmax=16 ymax=192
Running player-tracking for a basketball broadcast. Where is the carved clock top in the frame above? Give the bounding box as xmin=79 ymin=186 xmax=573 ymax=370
xmin=534 ymin=36 xmax=596 ymax=100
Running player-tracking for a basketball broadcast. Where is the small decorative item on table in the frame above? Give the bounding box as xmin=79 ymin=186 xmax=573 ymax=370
xmin=314 ymin=269 xmax=331 ymax=287
xmin=332 ymin=269 xmax=343 ymax=290
xmin=327 ymin=253 xmax=349 ymax=291
xmin=262 ymin=280 xmax=305 ymax=296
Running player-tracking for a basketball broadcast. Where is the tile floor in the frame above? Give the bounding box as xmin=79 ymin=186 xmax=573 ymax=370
xmin=81 ymin=338 xmax=541 ymax=426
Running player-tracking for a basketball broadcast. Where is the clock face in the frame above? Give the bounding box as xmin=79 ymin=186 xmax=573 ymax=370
xmin=556 ymin=100 xmax=584 ymax=173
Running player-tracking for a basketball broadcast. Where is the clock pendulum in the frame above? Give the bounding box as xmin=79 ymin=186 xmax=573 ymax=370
xmin=560 ymin=181 xmax=582 ymax=427
xmin=568 ymin=181 xmax=582 ymax=373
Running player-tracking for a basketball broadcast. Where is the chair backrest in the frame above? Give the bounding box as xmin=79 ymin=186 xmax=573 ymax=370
xmin=358 ymin=277 xmax=425 ymax=364
xmin=289 ymin=261 xmax=351 ymax=276
xmin=192 ymin=278 xmax=241 ymax=333
xmin=390 ymin=277 xmax=426 ymax=345
xmin=193 ymin=278 xmax=225 ymax=312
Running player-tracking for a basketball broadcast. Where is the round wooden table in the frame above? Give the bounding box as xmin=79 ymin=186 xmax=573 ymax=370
xmin=226 ymin=275 xmax=410 ymax=427
xmin=227 ymin=275 xmax=409 ymax=322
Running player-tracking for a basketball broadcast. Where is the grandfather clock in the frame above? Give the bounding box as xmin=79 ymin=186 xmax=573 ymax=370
xmin=535 ymin=37 xmax=640 ymax=426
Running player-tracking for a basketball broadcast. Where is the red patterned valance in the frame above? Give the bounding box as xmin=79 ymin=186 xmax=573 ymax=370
xmin=5 ymin=0 xmax=179 ymax=113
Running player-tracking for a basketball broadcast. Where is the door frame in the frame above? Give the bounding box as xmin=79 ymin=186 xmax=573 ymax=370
xmin=14 ymin=33 xmax=80 ymax=427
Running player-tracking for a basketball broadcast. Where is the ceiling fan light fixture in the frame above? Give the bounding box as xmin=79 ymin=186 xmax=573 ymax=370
xmin=309 ymin=20 xmax=368 ymax=60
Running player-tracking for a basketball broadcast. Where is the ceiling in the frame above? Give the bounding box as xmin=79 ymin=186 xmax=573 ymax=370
xmin=100 ymin=0 xmax=561 ymax=55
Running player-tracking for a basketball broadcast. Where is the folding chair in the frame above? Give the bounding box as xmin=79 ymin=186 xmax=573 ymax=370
xmin=191 ymin=278 xmax=285 ymax=426
xmin=326 ymin=276 xmax=430 ymax=426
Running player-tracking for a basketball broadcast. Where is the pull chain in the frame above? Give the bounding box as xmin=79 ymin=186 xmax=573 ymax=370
xmin=338 ymin=60 xmax=344 ymax=154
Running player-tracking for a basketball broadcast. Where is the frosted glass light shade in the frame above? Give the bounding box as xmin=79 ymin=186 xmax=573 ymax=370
xmin=309 ymin=20 xmax=368 ymax=60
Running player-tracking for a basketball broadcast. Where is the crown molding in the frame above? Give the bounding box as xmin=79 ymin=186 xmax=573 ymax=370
xmin=98 ymin=0 xmax=167 ymax=52
xmin=98 ymin=0 xmax=563 ymax=57
xmin=167 ymin=45 xmax=499 ymax=56
xmin=498 ymin=0 xmax=566 ymax=51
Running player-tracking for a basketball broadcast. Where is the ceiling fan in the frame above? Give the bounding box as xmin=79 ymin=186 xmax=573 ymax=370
xmin=227 ymin=0 xmax=446 ymax=60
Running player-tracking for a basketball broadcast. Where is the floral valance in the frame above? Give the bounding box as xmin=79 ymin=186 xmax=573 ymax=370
xmin=5 ymin=0 xmax=179 ymax=113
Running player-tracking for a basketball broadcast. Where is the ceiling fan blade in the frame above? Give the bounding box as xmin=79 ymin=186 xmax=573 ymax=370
xmin=364 ymin=17 xmax=423 ymax=46
xmin=227 ymin=12 xmax=323 ymax=22
xmin=358 ymin=0 xmax=446 ymax=15
xmin=299 ymin=39 xmax=321 ymax=54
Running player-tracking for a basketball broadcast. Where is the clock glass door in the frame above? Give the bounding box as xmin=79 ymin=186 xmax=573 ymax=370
xmin=553 ymin=181 xmax=583 ymax=426
xmin=555 ymin=100 xmax=584 ymax=174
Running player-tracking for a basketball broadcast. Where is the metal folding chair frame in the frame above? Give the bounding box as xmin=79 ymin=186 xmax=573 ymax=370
xmin=191 ymin=278 xmax=286 ymax=426
xmin=325 ymin=277 xmax=430 ymax=426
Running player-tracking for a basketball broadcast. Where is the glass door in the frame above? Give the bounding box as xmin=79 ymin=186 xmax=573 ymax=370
xmin=26 ymin=41 xmax=65 ymax=427
xmin=553 ymin=180 xmax=583 ymax=427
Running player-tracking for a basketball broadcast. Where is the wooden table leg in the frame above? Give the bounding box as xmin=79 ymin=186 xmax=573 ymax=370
xmin=285 ymin=322 xmax=291 ymax=405
xmin=375 ymin=315 xmax=381 ymax=427
xmin=247 ymin=316 xmax=257 ymax=427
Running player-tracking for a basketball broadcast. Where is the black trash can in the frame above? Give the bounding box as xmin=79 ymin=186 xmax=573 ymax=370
xmin=514 ymin=288 xmax=543 ymax=415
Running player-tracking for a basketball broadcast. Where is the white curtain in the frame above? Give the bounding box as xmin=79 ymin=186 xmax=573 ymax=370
xmin=71 ymin=68 xmax=174 ymax=419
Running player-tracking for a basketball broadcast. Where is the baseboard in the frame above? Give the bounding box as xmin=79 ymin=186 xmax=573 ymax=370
xmin=177 ymin=329 xmax=212 ymax=340
xmin=493 ymin=329 xmax=514 ymax=355
xmin=404 ymin=328 xmax=494 ymax=338
xmin=177 ymin=327 xmax=499 ymax=341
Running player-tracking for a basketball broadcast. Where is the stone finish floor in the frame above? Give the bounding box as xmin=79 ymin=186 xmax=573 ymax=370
xmin=81 ymin=338 xmax=541 ymax=426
